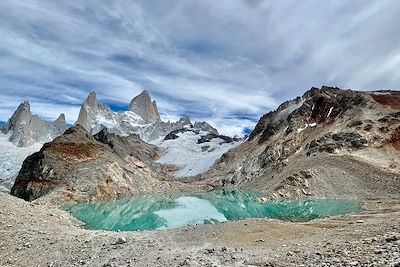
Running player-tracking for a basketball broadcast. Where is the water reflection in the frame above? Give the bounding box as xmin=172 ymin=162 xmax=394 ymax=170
xmin=64 ymin=189 xmax=361 ymax=231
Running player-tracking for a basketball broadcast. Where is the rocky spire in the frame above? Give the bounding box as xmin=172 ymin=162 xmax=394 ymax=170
xmin=85 ymin=91 xmax=98 ymax=108
xmin=2 ymin=101 xmax=32 ymax=134
xmin=75 ymin=91 xmax=98 ymax=132
xmin=53 ymin=113 xmax=67 ymax=135
xmin=2 ymin=101 xmax=67 ymax=147
xmin=128 ymin=90 xmax=161 ymax=123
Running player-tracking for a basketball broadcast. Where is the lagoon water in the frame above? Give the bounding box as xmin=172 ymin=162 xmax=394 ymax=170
xmin=65 ymin=190 xmax=361 ymax=231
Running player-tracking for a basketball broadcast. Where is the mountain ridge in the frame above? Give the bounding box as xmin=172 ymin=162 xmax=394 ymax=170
xmin=199 ymin=86 xmax=400 ymax=200
xmin=74 ymin=90 xmax=220 ymax=142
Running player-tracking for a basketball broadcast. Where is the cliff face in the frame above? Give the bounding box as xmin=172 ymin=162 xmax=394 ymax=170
xmin=201 ymin=87 xmax=400 ymax=200
xmin=75 ymin=91 xmax=115 ymax=133
xmin=10 ymin=125 xmax=198 ymax=203
xmin=1 ymin=101 xmax=67 ymax=147
xmin=128 ymin=90 xmax=161 ymax=123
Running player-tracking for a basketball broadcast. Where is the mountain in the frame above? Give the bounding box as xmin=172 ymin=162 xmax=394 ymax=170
xmin=201 ymin=87 xmax=400 ymax=200
xmin=128 ymin=90 xmax=161 ymax=123
xmin=0 ymin=101 xmax=67 ymax=147
xmin=10 ymin=90 xmax=243 ymax=202
xmin=10 ymin=125 xmax=199 ymax=202
xmin=75 ymin=90 xmax=218 ymax=142
xmin=14 ymin=86 xmax=399 ymax=204
xmin=0 ymin=121 xmax=5 ymax=126
xmin=73 ymin=90 xmax=243 ymax=177
xmin=0 ymin=102 xmax=67 ymax=192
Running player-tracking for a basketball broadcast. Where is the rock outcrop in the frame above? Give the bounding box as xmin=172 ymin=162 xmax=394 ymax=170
xmin=128 ymin=90 xmax=161 ymax=123
xmin=10 ymin=125 xmax=196 ymax=203
xmin=201 ymin=87 xmax=400 ymax=200
xmin=1 ymin=101 xmax=67 ymax=147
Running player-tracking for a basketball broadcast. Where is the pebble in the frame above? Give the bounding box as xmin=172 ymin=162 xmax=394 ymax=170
xmin=114 ymin=237 xmax=127 ymax=245
xmin=386 ymin=234 xmax=399 ymax=242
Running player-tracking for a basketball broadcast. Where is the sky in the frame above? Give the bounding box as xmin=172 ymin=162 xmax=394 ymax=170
xmin=0 ymin=1 xmax=399 ymax=135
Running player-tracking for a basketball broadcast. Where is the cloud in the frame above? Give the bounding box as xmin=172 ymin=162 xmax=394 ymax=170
xmin=0 ymin=0 xmax=399 ymax=135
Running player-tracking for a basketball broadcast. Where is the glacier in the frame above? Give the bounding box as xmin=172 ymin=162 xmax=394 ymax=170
xmin=154 ymin=130 xmax=242 ymax=177
xmin=0 ymin=133 xmax=42 ymax=192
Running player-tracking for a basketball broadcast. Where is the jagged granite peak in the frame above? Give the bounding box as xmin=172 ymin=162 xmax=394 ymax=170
xmin=73 ymin=91 xmax=225 ymax=142
xmin=75 ymin=91 xmax=99 ymax=132
xmin=178 ymin=116 xmax=192 ymax=126
xmin=2 ymin=101 xmax=31 ymax=133
xmin=128 ymin=90 xmax=161 ymax=123
xmin=85 ymin=91 xmax=98 ymax=108
xmin=1 ymin=101 xmax=67 ymax=147
xmin=53 ymin=113 xmax=67 ymax=133
xmin=193 ymin=121 xmax=218 ymax=135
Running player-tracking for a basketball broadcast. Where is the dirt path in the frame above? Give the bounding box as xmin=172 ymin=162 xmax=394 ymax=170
xmin=0 ymin=193 xmax=399 ymax=267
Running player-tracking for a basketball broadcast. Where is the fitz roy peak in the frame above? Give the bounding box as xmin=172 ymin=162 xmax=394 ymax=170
xmin=74 ymin=90 xmax=219 ymax=142
xmin=0 ymin=101 xmax=67 ymax=147
xmin=128 ymin=90 xmax=161 ymax=123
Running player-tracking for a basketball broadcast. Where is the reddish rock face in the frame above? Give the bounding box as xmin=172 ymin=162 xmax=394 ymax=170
xmin=46 ymin=142 xmax=103 ymax=160
xmin=371 ymin=92 xmax=400 ymax=109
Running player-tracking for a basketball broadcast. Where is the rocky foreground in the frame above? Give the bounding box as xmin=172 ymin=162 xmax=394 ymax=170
xmin=0 ymin=193 xmax=399 ymax=267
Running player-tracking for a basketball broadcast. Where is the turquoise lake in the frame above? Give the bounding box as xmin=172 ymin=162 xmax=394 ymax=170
xmin=64 ymin=189 xmax=361 ymax=231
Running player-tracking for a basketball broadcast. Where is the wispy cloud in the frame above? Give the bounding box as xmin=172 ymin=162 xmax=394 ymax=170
xmin=0 ymin=0 xmax=399 ymax=135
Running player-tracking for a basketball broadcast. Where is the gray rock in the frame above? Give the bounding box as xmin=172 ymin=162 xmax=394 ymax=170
xmin=193 ymin=121 xmax=218 ymax=135
xmin=114 ymin=237 xmax=127 ymax=245
xmin=75 ymin=91 xmax=115 ymax=133
xmin=386 ymin=234 xmax=399 ymax=242
xmin=128 ymin=90 xmax=161 ymax=123
xmin=1 ymin=101 xmax=67 ymax=147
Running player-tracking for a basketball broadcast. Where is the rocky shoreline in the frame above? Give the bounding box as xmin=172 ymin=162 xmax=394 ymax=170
xmin=0 ymin=193 xmax=399 ymax=267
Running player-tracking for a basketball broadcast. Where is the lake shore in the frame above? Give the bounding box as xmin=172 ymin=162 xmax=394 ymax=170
xmin=1 ymin=193 xmax=399 ymax=266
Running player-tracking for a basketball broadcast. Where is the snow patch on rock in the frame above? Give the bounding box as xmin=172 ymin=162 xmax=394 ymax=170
xmin=276 ymin=99 xmax=305 ymax=120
